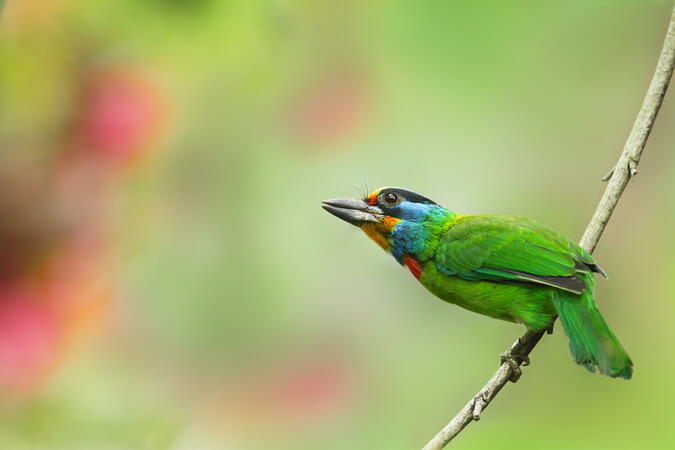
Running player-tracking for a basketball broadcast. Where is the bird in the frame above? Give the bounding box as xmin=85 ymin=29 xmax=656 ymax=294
xmin=322 ymin=187 xmax=632 ymax=380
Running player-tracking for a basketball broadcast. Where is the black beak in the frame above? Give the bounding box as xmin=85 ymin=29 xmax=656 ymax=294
xmin=321 ymin=198 xmax=384 ymax=226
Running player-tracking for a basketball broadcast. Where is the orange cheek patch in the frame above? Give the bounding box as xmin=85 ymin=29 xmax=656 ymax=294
xmin=382 ymin=216 xmax=399 ymax=231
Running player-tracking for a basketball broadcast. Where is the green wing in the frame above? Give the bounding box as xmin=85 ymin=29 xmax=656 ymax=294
xmin=435 ymin=215 xmax=602 ymax=294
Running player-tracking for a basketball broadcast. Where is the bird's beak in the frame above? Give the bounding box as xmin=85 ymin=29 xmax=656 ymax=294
xmin=321 ymin=198 xmax=384 ymax=226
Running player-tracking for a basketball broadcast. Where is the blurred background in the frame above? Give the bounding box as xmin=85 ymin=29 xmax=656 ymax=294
xmin=0 ymin=0 xmax=674 ymax=449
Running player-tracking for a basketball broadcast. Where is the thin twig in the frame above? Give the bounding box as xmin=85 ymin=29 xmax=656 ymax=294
xmin=422 ymin=6 xmax=675 ymax=450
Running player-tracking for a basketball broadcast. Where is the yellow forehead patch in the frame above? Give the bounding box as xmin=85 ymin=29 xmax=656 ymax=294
xmin=366 ymin=188 xmax=382 ymax=205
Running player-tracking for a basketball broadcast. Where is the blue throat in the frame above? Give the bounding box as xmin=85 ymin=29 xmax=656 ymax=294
xmin=386 ymin=202 xmax=454 ymax=264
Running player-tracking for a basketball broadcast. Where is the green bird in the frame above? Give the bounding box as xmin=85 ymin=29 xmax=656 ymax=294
xmin=322 ymin=187 xmax=632 ymax=379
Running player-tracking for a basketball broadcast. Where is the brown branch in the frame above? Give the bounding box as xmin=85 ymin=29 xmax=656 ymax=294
xmin=422 ymin=6 xmax=675 ymax=450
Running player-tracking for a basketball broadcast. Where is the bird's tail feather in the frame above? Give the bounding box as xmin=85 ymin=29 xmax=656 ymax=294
xmin=552 ymin=275 xmax=632 ymax=379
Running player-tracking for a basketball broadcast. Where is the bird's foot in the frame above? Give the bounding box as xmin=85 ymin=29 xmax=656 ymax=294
xmin=499 ymin=348 xmax=530 ymax=383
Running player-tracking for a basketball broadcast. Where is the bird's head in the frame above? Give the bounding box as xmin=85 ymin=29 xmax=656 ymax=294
xmin=322 ymin=187 xmax=454 ymax=262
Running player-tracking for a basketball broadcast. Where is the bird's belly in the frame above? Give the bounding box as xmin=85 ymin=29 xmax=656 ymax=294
xmin=418 ymin=262 xmax=556 ymax=330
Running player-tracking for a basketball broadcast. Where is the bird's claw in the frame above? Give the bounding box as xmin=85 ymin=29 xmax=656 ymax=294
xmin=500 ymin=349 xmax=530 ymax=383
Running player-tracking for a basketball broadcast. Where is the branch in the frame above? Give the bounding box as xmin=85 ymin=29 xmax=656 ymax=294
xmin=422 ymin=6 xmax=675 ymax=450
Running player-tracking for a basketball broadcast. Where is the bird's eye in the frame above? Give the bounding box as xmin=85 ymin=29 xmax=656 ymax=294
xmin=383 ymin=192 xmax=399 ymax=204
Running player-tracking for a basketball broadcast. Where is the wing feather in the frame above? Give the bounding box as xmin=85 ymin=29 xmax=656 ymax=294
xmin=435 ymin=215 xmax=597 ymax=293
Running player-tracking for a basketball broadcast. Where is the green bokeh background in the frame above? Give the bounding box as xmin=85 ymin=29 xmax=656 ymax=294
xmin=1 ymin=1 xmax=674 ymax=449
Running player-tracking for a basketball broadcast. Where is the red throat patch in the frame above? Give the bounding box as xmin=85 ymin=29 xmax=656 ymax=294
xmin=403 ymin=255 xmax=423 ymax=280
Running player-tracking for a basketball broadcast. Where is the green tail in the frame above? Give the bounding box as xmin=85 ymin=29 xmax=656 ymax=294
xmin=552 ymin=274 xmax=633 ymax=379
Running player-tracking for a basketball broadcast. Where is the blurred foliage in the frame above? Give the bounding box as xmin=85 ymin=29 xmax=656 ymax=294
xmin=0 ymin=0 xmax=674 ymax=449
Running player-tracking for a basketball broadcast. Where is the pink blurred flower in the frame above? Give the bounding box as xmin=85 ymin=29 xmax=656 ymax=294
xmin=289 ymin=70 xmax=371 ymax=147
xmin=262 ymin=360 xmax=354 ymax=419
xmin=203 ymin=355 xmax=360 ymax=435
xmin=0 ymin=285 xmax=60 ymax=390
xmin=0 ymin=232 xmax=111 ymax=393
xmin=72 ymin=68 xmax=167 ymax=168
